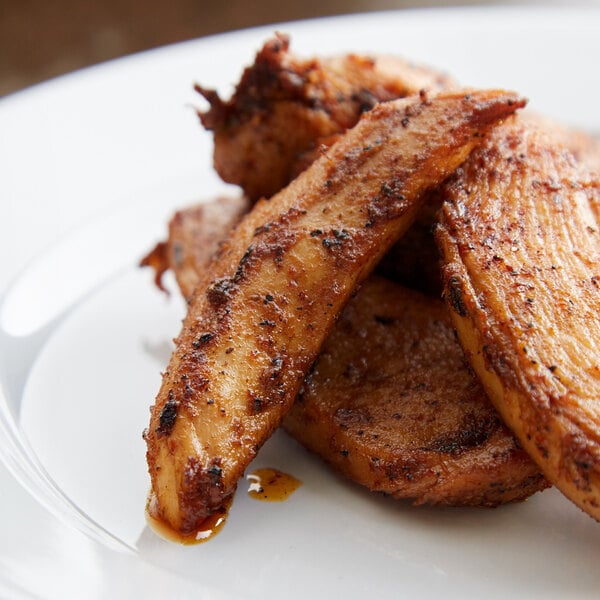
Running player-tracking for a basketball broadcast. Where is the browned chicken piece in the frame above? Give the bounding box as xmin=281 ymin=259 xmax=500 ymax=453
xmin=284 ymin=276 xmax=547 ymax=505
xmin=142 ymin=196 xmax=246 ymax=299
xmin=152 ymin=201 xmax=545 ymax=506
xmin=436 ymin=117 xmax=600 ymax=521
xmin=144 ymin=89 xmax=525 ymax=536
xmin=147 ymin=112 xmax=600 ymax=300
xmin=197 ymin=33 xmax=455 ymax=201
xmin=565 ymin=128 xmax=600 ymax=167
xmin=144 ymin=192 xmax=441 ymax=299
xmin=141 ymin=196 xmax=250 ymax=300
xmin=377 ymin=115 xmax=600 ymax=295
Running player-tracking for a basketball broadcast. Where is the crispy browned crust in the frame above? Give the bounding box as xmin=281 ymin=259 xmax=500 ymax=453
xmin=375 ymin=115 xmax=600 ymax=296
xmin=140 ymin=240 xmax=170 ymax=293
xmin=145 ymin=89 xmax=524 ymax=534
xmin=283 ymin=276 xmax=547 ymax=506
xmin=436 ymin=117 xmax=600 ymax=520
xmin=197 ymin=33 xmax=455 ymax=200
xmin=145 ymin=193 xmax=444 ymax=298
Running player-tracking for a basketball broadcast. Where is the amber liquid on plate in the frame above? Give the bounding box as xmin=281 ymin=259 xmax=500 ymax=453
xmin=146 ymin=468 xmax=301 ymax=544
xmin=246 ymin=467 xmax=302 ymax=501
xmin=145 ymin=492 xmax=232 ymax=545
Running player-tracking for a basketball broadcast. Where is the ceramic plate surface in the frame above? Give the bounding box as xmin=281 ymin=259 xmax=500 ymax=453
xmin=1 ymin=6 xmax=600 ymax=599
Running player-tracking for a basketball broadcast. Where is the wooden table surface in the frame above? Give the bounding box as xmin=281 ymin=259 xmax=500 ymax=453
xmin=1 ymin=0 xmax=501 ymax=96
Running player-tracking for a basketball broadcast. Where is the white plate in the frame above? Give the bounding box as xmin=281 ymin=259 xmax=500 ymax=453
xmin=1 ymin=6 xmax=600 ymax=599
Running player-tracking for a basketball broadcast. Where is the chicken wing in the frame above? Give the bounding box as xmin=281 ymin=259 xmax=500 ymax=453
xmin=197 ymin=33 xmax=455 ymax=201
xmin=283 ymin=276 xmax=547 ymax=506
xmin=436 ymin=117 xmax=600 ymax=520
xmin=144 ymin=197 xmax=546 ymax=506
xmin=145 ymin=89 xmax=525 ymax=535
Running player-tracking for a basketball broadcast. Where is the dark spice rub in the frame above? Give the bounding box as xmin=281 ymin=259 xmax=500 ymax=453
xmin=284 ymin=276 xmax=546 ymax=506
xmin=143 ymin=202 xmax=547 ymax=505
xmin=145 ymin=89 xmax=524 ymax=535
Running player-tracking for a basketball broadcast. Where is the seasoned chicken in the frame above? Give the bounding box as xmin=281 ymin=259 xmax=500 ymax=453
xmin=143 ymin=198 xmax=546 ymax=506
xmin=283 ymin=276 xmax=547 ymax=506
xmin=144 ymin=89 xmax=524 ymax=535
xmin=376 ymin=115 xmax=600 ymax=296
xmin=143 ymin=193 xmax=443 ymax=299
xmin=436 ymin=117 xmax=600 ymax=520
xmin=141 ymin=195 xmax=250 ymax=300
xmin=197 ymin=33 xmax=455 ymax=201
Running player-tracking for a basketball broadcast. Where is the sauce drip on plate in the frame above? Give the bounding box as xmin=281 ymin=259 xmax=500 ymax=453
xmin=246 ymin=468 xmax=302 ymax=501
xmin=146 ymin=467 xmax=301 ymax=544
xmin=146 ymin=492 xmax=232 ymax=545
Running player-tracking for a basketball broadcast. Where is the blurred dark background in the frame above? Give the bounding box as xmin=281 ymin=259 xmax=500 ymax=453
xmin=1 ymin=0 xmax=519 ymax=97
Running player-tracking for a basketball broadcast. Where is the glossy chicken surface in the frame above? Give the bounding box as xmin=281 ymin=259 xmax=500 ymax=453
xmin=144 ymin=89 xmax=524 ymax=535
xmin=197 ymin=33 xmax=455 ymax=201
xmin=436 ymin=117 xmax=600 ymax=520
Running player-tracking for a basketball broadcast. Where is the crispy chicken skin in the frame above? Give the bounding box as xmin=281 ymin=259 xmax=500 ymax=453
xmin=145 ymin=89 xmax=524 ymax=534
xmin=436 ymin=117 xmax=600 ymax=520
xmin=197 ymin=34 xmax=454 ymax=201
xmin=283 ymin=276 xmax=547 ymax=506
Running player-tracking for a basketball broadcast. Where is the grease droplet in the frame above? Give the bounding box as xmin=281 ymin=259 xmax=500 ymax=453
xmin=247 ymin=468 xmax=302 ymax=501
